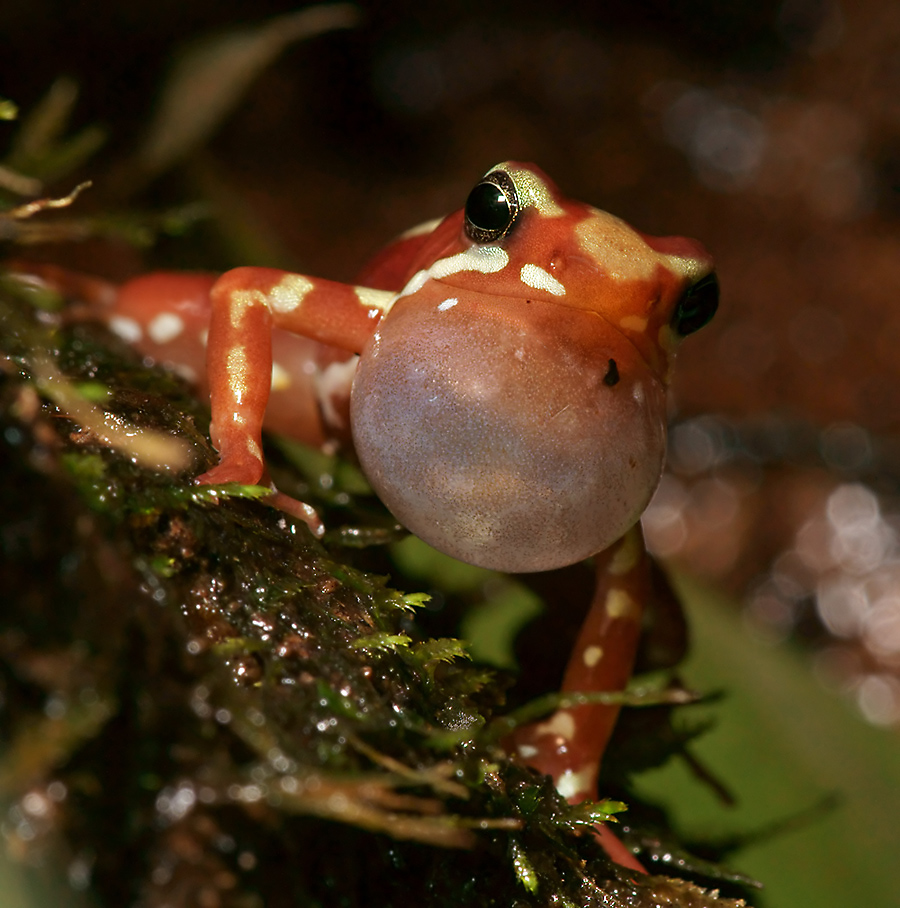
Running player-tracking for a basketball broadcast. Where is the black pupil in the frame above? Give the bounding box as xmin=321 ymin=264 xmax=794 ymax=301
xmin=673 ymin=272 xmax=719 ymax=336
xmin=465 ymin=181 xmax=511 ymax=233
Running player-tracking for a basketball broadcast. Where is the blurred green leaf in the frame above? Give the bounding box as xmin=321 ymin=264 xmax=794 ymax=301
xmin=135 ymin=5 xmax=359 ymax=183
xmin=6 ymin=78 xmax=106 ymax=184
xmin=460 ymin=580 xmax=543 ymax=669
xmin=634 ymin=575 xmax=900 ymax=908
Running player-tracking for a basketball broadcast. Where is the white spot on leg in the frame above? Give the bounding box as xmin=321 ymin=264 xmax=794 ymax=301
xmin=534 ymin=710 xmax=576 ymax=741
xmin=516 ymin=744 xmax=539 ymax=759
xmin=354 ymin=285 xmax=396 ymax=314
xmin=605 ymin=588 xmax=639 ymax=621
xmin=608 ymin=530 xmax=641 ymax=575
xmin=555 ymin=765 xmax=595 ymax=801
xmin=171 ymin=363 xmax=198 ymax=384
xmin=148 ymin=312 xmax=185 ymax=344
xmin=269 ymin=275 xmax=314 ymax=314
xmin=245 ymin=437 xmax=262 ymax=462
xmin=230 ymin=290 xmax=266 ymax=327
xmin=225 ymin=347 xmax=251 ymax=405
xmin=313 ymin=356 xmax=359 ymax=430
xmin=519 ymin=263 xmax=565 ymax=296
xmin=583 ymin=645 xmax=603 ymax=667
xmin=108 ymin=315 xmax=143 ymax=344
xmin=270 ymin=362 xmax=291 ymax=392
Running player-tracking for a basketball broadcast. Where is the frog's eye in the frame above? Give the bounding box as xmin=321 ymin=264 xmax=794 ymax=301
xmin=464 ymin=170 xmax=520 ymax=244
xmin=671 ymin=272 xmax=719 ymax=336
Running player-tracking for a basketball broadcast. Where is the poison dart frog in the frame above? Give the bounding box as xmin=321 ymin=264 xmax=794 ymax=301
xmin=16 ymin=162 xmax=718 ymax=871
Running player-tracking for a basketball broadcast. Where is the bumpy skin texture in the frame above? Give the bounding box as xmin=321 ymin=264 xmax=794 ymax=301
xmin=16 ymin=163 xmax=717 ymax=872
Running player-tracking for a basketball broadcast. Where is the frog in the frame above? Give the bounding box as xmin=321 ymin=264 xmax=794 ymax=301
xmin=14 ymin=162 xmax=718 ymax=871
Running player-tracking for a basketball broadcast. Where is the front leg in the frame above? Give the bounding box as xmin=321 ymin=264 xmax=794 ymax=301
xmin=510 ymin=525 xmax=651 ymax=871
xmin=197 ymin=267 xmax=394 ymax=527
xmin=198 ymin=266 xmax=394 ymax=487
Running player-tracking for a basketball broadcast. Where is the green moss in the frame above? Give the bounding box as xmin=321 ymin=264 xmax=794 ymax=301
xmin=0 ymin=270 xmax=756 ymax=907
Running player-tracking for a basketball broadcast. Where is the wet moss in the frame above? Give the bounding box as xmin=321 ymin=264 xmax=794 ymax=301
xmin=0 ymin=274 xmax=755 ymax=907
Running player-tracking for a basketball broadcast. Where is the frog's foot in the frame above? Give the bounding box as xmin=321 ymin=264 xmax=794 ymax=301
xmin=507 ymin=717 xmax=647 ymax=873
xmin=263 ymin=487 xmax=325 ymax=537
xmin=196 ymin=455 xmax=263 ymax=489
xmin=196 ymin=461 xmax=324 ymax=538
xmin=594 ymin=824 xmax=646 ymax=875
xmin=508 ymin=527 xmax=653 ymax=871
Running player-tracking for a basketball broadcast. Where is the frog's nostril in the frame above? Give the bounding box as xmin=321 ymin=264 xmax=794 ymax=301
xmin=603 ymin=359 xmax=620 ymax=387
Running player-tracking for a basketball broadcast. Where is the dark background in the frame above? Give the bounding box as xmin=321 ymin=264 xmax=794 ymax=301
xmin=3 ymin=2 xmax=900 ymax=905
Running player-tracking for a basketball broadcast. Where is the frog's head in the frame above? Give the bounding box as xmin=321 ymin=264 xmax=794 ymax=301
xmin=399 ymin=162 xmax=718 ymax=380
xmin=351 ymin=163 xmax=718 ymax=572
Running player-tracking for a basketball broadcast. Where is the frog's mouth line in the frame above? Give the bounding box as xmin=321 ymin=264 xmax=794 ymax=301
xmin=422 ymin=273 xmax=663 ymax=383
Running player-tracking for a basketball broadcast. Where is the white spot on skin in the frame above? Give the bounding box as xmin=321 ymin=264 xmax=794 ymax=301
xmin=354 ymin=285 xmax=396 ymax=314
xmin=245 ymin=437 xmax=262 ymax=461
xmin=605 ymin=588 xmax=640 ymax=621
xmin=520 ymin=263 xmax=566 ymax=296
xmin=269 ymin=274 xmax=314 ymax=314
xmin=108 ymin=315 xmax=143 ymax=344
xmin=399 ymin=246 xmax=510 ymax=298
xmin=399 ymin=216 xmax=443 ymax=239
xmin=576 ymin=212 xmax=657 ymax=283
xmin=226 ymin=347 xmax=250 ymax=405
xmin=657 ymin=324 xmax=678 ymax=352
xmin=199 ymin=328 xmax=209 ymax=348
xmin=270 ymin=362 xmax=291 ymax=392
xmin=171 ymin=363 xmax=198 ymax=385
xmin=608 ymin=530 xmax=641 ymax=575
xmin=576 ymin=209 xmax=711 ymax=285
xmin=432 ymin=246 xmax=509 ymax=281
xmin=517 ymin=744 xmax=539 ymax=759
xmin=147 ymin=312 xmax=185 ymax=344
xmin=313 ymin=356 xmax=359 ymax=430
xmin=534 ymin=710 xmax=576 ymax=741
xmin=555 ymin=765 xmax=595 ymax=801
xmin=620 ymin=315 xmax=648 ymax=332
xmin=437 ymin=298 xmax=458 ymax=311
xmin=583 ymin=645 xmax=603 ymax=667
xmin=230 ymin=290 xmax=266 ymax=328
xmin=491 ymin=163 xmax=565 ymax=217
xmin=400 ymin=269 xmax=429 ymax=298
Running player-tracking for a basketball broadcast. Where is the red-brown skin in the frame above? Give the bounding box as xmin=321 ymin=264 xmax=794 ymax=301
xmin=14 ymin=163 xmax=715 ymax=873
